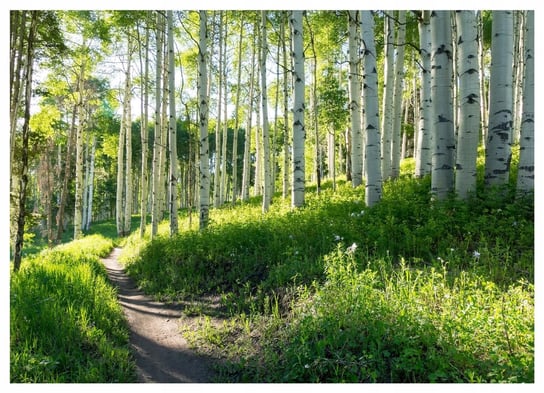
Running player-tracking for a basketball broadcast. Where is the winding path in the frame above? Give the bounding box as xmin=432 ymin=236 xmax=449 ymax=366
xmin=101 ymin=248 xmax=217 ymax=383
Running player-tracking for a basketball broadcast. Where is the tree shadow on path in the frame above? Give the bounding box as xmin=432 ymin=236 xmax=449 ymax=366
xmin=101 ymin=248 xmax=220 ymax=383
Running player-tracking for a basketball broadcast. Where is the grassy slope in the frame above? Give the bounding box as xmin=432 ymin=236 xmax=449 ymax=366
xmin=10 ymin=235 xmax=136 ymax=382
xmin=120 ymin=157 xmax=534 ymax=383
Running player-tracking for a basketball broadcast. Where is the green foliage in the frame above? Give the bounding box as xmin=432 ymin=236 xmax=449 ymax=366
xmin=121 ymin=154 xmax=533 ymax=382
xmin=10 ymin=235 xmax=136 ymax=382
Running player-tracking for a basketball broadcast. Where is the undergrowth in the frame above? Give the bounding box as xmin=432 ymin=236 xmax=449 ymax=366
xmin=10 ymin=235 xmax=136 ymax=382
xmin=120 ymin=157 xmax=534 ymax=382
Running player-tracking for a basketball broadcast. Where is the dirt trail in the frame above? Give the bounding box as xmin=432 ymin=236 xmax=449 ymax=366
xmin=101 ymin=248 xmax=218 ymax=383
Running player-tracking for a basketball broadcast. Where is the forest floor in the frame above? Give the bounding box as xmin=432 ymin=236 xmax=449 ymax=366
xmin=101 ymin=248 xmax=219 ymax=383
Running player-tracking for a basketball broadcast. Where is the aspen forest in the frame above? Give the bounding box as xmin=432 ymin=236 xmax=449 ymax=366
xmin=10 ymin=10 xmax=534 ymax=383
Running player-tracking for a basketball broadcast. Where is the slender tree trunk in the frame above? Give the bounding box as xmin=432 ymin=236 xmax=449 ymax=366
xmin=74 ymin=50 xmax=87 ymax=240
xmin=214 ymin=12 xmax=223 ymax=208
xmin=290 ymin=10 xmax=305 ymax=208
xmin=516 ymin=10 xmax=534 ymax=194
xmin=13 ymin=11 xmax=37 ymax=271
xmin=260 ymin=11 xmax=272 ymax=212
xmin=167 ymin=10 xmax=178 ymax=235
xmin=116 ymin=91 xmax=127 ymax=237
xmin=485 ymin=11 xmax=514 ymax=187
xmin=220 ymin=13 xmax=229 ymax=205
xmin=415 ymin=11 xmax=433 ymax=178
xmin=281 ymin=13 xmax=290 ymax=199
xmin=151 ymin=12 xmax=164 ymax=238
xmin=123 ymin=37 xmax=133 ymax=236
xmin=391 ymin=11 xmax=406 ymax=179
xmin=139 ymin=13 xmax=150 ymax=238
xmin=198 ymin=11 xmax=210 ymax=229
xmin=159 ymin=30 xmax=169 ymax=220
xmin=430 ymin=10 xmax=455 ymax=200
xmin=56 ymin=105 xmax=77 ymax=242
xmin=241 ymin=25 xmax=256 ymax=202
xmin=232 ymin=16 xmax=244 ymax=204
xmin=347 ymin=11 xmax=363 ymax=187
xmin=381 ymin=15 xmax=395 ymax=181
xmin=477 ymin=11 xmax=489 ymax=148
xmin=455 ymin=10 xmax=481 ymax=199
xmin=361 ymin=10 xmax=382 ymax=207
xmin=85 ymin=135 xmax=96 ymax=231
xmin=10 ymin=11 xmax=27 ymax=170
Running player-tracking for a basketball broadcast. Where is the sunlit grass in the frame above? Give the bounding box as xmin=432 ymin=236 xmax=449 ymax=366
xmin=10 ymin=235 xmax=136 ymax=382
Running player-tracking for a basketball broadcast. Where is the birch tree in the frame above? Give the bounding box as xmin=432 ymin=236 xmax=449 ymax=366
xmin=167 ymin=10 xmax=178 ymax=235
xmin=347 ymin=11 xmax=363 ymax=187
xmin=241 ymin=23 xmax=256 ymax=202
xmin=430 ymin=10 xmax=455 ymax=200
xmin=151 ymin=11 xmax=164 ymax=237
xmin=290 ymin=10 xmax=305 ymax=208
xmin=391 ymin=11 xmax=406 ymax=179
xmin=485 ymin=11 xmax=514 ymax=187
xmin=516 ymin=10 xmax=534 ymax=194
xmin=198 ymin=10 xmax=210 ymax=229
xmin=415 ymin=11 xmax=432 ymax=178
xmin=455 ymin=10 xmax=481 ymax=199
xmin=261 ymin=11 xmax=272 ymax=212
xmin=213 ymin=12 xmax=223 ymax=208
xmin=231 ymin=15 xmax=244 ymax=204
xmin=139 ymin=13 xmax=150 ymax=238
xmin=361 ymin=11 xmax=382 ymax=207
xmin=381 ymin=15 xmax=395 ymax=181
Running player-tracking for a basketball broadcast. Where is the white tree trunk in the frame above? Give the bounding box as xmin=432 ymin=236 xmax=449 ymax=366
xmin=151 ymin=11 xmax=163 ymax=237
xmin=517 ymin=10 xmax=534 ymax=193
xmin=167 ymin=10 xmax=178 ymax=235
xmin=85 ymin=135 xmax=96 ymax=231
xmin=381 ymin=15 xmax=395 ymax=180
xmin=198 ymin=11 xmax=210 ymax=229
xmin=241 ymin=25 xmax=256 ymax=202
xmin=282 ymin=13 xmax=290 ymax=199
xmin=74 ymin=55 xmax=86 ymax=240
xmin=391 ymin=10 xmax=406 ymax=179
xmin=347 ymin=11 xmax=363 ymax=187
xmin=214 ymin=13 xmax=223 ymax=207
xmin=430 ymin=11 xmax=455 ymax=200
xmin=361 ymin=11 xmax=382 ymax=207
xmin=123 ymin=37 xmax=133 ymax=235
xmin=485 ymin=11 xmax=514 ymax=186
xmin=415 ymin=11 xmax=433 ymax=178
xmin=232 ymin=16 xmax=244 ymax=204
xmin=290 ymin=10 xmax=305 ymax=208
xmin=139 ymin=13 xmax=150 ymax=238
xmin=260 ymin=11 xmax=272 ymax=212
xmin=220 ymin=13 xmax=229 ymax=205
xmin=455 ymin=10 xmax=481 ymax=199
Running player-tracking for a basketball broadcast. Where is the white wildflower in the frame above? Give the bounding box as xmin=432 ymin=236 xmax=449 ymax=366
xmin=473 ymin=250 xmax=481 ymax=258
xmin=347 ymin=243 xmax=358 ymax=254
xmin=334 ymin=235 xmax=343 ymax=242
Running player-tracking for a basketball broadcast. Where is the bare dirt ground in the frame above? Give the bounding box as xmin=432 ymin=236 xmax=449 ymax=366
xmin=101 ymin=248 xmax=218 ymax=383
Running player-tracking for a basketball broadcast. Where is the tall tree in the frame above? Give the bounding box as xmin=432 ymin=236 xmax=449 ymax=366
xmin=347 ymin=11 xmax=363 ymax=187
xmin=290 ymin=10 xmax=305 ymax=208
xmin=430 ymin=11 xmax=455 ymax=200
xmin=381 ymin=14 xmax=395 ymax=181
xmin=213 ymin=12 xmax=223 ymax=208
xmin=139 ymin=13 xmax=150 ymax=238
xmin=261 ymin=11 xmax=272 ymax=212
xmin=361 ymin=11 xmax=382 ymax=207
xmin=241 ymin=22 xmax=256 ymax=202
xmin=12 ymin=11 xmax=38 ymax=272
xmin=455 ymin=11 xmax=481 ymax=199
xmin=198 ymin=10 xmax=210 ymax=229
xmin=231 ymin=14 xmax=244 ymax=204
xmin=415 ymin=11 xmax=433 ymax=178
xmin=167 ymin=10 xmax=178 ymax=235
xmin=516 ymin=10 xmax=534 ymax=194
xmin=391 ymin=11 xmax=406 ymax=179
xmin=151 ymin=11 xmax=164 ymax=237
xmin=485 ymin=11 xmax=514 ymax=187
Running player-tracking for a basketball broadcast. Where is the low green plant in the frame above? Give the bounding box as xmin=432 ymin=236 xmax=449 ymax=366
xmin=10 ymin=235 xmax=136 ymax=382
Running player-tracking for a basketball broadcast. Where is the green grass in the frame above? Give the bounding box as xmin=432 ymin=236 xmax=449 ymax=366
xmin=10 ymin=235 xmax=136 ymax=382
xmin=119 ymin=156 xmax=534 ymax=382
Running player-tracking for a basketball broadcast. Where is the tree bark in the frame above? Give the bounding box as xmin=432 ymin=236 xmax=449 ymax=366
xmin=347 ymin=11 xmax=363 ymax=187
xmin=430 ymin=10 xmax=455 ymax=200
xmin=455 ymin=10 xmax=481 ymax=199
xmin=415 ymin=11 xmax=433 ymax=178
xmin=260 ymin=11 xmax=272 ymax=212
xmin=361 ymin=10 xmax=382 ymax=207
xmin=485 ymin=11 xmax=514 ymax=187
xmin=167 ymin=10 xmax=178 ymax=235
xmin=516 ymin=10 xmax=534 ymax=194
xmin=290 ymin=10 xmax=305 ymax=208
xmin=381 ymin=15 xmax=395 ymax=181
xmin=391 ymin=11 xmax=406 ymax=179
xmin=198 ymin=11 xmax=210 ymax=229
